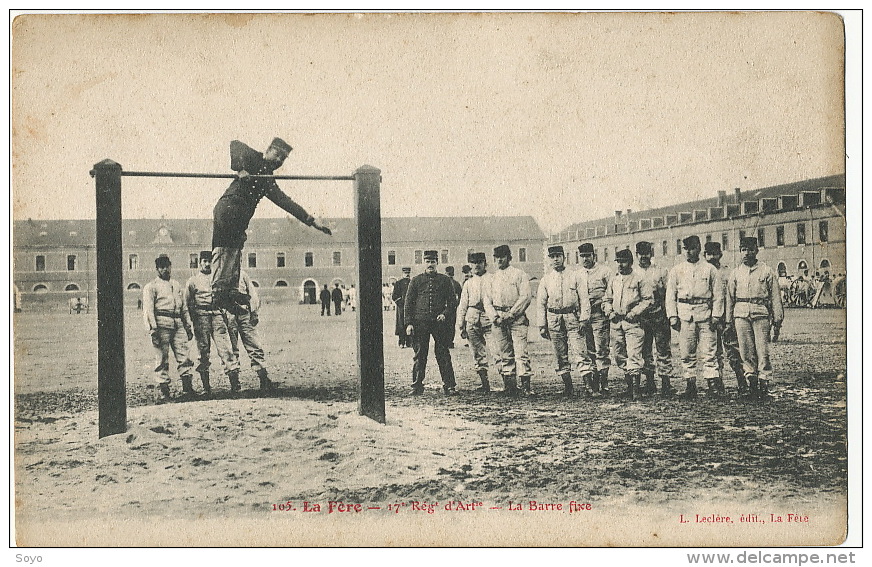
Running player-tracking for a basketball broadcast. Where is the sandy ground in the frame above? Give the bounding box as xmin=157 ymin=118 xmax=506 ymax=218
xmin=13 ymin=303 xmax=848 ymax=547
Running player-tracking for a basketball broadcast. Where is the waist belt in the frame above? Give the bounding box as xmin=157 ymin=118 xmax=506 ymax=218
xmin=468 ymin=303 xmax=485 ymax=311
xmin=548 ymin=306 xmax=577 ymax=314
xmin=590 ymin=300 xmax=604 ymax=311
xmin=735 ymin=297 xmax=768 ymax=305
xmin=678 ymin=298 xmax=711 ymax=305
xmin=155 ymin=309 xmax=182 ymax=318
xmin=494 ymin=306 xmax=512 ymax=312
xmin=195 ymin=307 xmax=220 ymax=314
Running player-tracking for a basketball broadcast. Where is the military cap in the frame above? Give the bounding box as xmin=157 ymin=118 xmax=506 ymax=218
xmin=268 ymin=137 xmax=293 ymax=155
xmin=401 ymin=267 xmax=411 ymax=273
xmin=423 ymin=250 xmax=439 ymax=260
xmin=740 ymin=236 xmax=759 ymax=249
xmin=635 ymin=241 xmax=653 ymax=254
xmin=615 ymin=248 xmax=634 ymax=262
xmin=704 ymin=241 xmax=722 ymax=254
xmin=468 ymin=252 xmax=487 ymax=264
xmin=445 ymin=266 xmax=455 ymax=275
xmin=578 ymin=243 xmax=595 ymax=255
xmin=547 ymin=245 xmax=565 ymax=257
xmin=155 ymin=254 xmax=171 ymax=267
xmin=461 ymin=265 xmax=472 ymax=274
xmin=682 ymin=235 xmax=701 ymax=249
xmin=199 ymin=250 xmax=212 ymax=261
xmin=493 ymin=244 xmax=512 ymax=258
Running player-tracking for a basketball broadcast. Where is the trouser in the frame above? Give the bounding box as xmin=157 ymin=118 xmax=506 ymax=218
xmin=583 ymin=308 xmax=611 ymax=372
xmin=610 ymin=319 xmax=645 ymax=374
xmin=211 ymin=246 xmax=243 ymax=296
xmin=734 ymin=317 xmax=773 ymax=381
xmin=546 ymin=311 xmax=595 ymax=377
xmin=464 ymin=308 xmax=497 ymax=373
xmin=715 ymin=321 xmax=744 ymax=377
xmin=321 ymin=301 xmax=331 ymax=316
xmin=227 ymin=308 xmax=267 ymax=372
xmin=678 ymin=318 xmax=719 ymax=380
xmin=491 ymin=314 xmax=532 ymax=378
xmin=151 ymin=323 xmax=194 ymax=385
xmin=640 ymin=312 xmax=674 ymax=378
xmin=411 ymin=319 xmax=456 ymax=388
xmin=333 ymin=299 xmax=342 ymax=315
xmin=192 ymin=311 xmax=240 ymax=375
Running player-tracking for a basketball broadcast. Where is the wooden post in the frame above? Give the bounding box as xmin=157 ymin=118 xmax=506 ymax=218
xmin=93 ymin=159 xmax=127 ymax=438
xmin=353 ymin=165 xmax=385 ymax=423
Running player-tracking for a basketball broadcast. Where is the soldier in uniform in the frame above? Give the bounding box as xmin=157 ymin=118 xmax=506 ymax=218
xmin=457 ymin=252 xmax=497 ymax=392
xmin=142 ymin=255 xmax=195 ymax=402
xmin=537 ymin=245 xmax=592 ymax=396
xmin=404 ymin=251 xmax=458 ymax=395
xmin=211 ymin=138 xmax=331 ymax=313
xmin=665 ymin=235 xmax=725 ymax=399
xmin=578 ymin=243 xmax=613 ymax=395
xmin=484 ymin=244 xmax=533 ymax=396
xmin=331 ymin=283 xmax=344 ymax=316
xmin=226 ymin=269 xmax=275 ymax=391
xmin=319 ymin=284 xmax=331 ymax=316
xmin=725 ymin=237 xmax=784 ymax=399
xmin=704 ymin=241 xmax=746 ymax=397
xmin=634 ymin=241 xmax=676 ymax=397
xmin=392 ymin=268 xmax=412 ymax=347
xmin=444 ymin=266 xmax=463 ymax=348
xmin=461 ymin=264 xmax=473 ymax=284
xmin=602 ymin=249 xmax=653 ymax=401
xmin=186 ymin=251 xmax=241 ymax=395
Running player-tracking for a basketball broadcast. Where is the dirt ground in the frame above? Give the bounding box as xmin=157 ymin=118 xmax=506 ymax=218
xmin=13 ymin=302 xmax=849 ymax=547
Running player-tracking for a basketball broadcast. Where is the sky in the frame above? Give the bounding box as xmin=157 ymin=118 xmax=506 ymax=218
xmin=11 ymin=11 xmax=848 ymax=235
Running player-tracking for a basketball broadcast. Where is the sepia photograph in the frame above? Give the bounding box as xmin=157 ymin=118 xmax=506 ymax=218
xmin=9 ymin=10 xmax=859 ymax=554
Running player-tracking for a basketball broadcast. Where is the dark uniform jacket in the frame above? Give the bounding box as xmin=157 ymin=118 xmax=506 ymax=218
xmin=319 ymin=288 xmax=331 ymax=305
xmin=392 ymin=277 xmax=411 ymax=334
xmin=212 ymin=140 xmax=314 ymax=248
xmin=404 ymin=272 xmax=457 ymax=325
xmin=331 ymin=287 xmax=344 ymax=303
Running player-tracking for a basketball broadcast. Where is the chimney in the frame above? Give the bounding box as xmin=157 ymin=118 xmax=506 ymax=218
xmin=717 ymin=190 xmax=727 ymax=208
xmin=614 ymin=210 xmax=623 ymax=223
xmin=734 ymin=187 xmax=742 ymax=203
xmin=626 ymin=208 xmax=632 ymax=217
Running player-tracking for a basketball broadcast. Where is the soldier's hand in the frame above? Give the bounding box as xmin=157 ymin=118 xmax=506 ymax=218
xmin=312 ymin=219 xmax=332 ymax=236
xmin=670 ymin=316 xmax=681 ymax=331
xmin=237 ymin=170 xmax=250 ymax=179
xmin=250 ymin=312 xmax=259 ymax=327
xmin=436 ymin=314 xmax=446 ymax=323
xmin=539 ymin=326 xmax=550 ymax=340
xmin=610 ymin=312 xmax=621 ymax=323
xmin=492 ymin=315 xmax=502 ymax=327
xmin=406 ymin=324 xmax=414 ymax=336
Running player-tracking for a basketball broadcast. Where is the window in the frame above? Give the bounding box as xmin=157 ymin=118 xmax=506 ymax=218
xmin=819 ymin=221 xmax=829 ymax=243
xmin=127 ymin=283 xmax=141 ymax=290
xmin=387 ymin=250 xmax=396 ymax=265
xmin=333 ymin=251 xmax=342 ymax=266
xmin=247 ymin=253 xmax=257 ymax=268
xmin=65 ymin=283 xmax=80 ymax=291
xmin=274 ymin=280 xmax=289 ymax=287
xmin=276 ymin=252 xmax=285 ymax=268
xmin=414 ymin=250 xmax=423 ymax=264
xmin=67 ymin=255 xmax=77 ymax=271
xmin=518 ymin=248 xmax=527 ymax=262
xmin=738 ymin=230 xmax=746 ymax=244
xmin=33 ymin=284 xmax=48 ymax=293
xmin=662 ymin=241 xmax=668 ymax=256
xmin=35 ymin=255 xmax=45 ymax=272
xmin=129 ymin=254 xmax=139 ymax=270
xmin=189 ymin=253 xmax=198 ymax=269
xmin=757 ymin=227 xmax=766 ymax=248
xmin=776 ymin=226 xmax=785 ymax=246
xmin=441 ymin=250 xmax=449 ymax=264
xmin=574 ymin=251 xmax=579 ymax=264
xmin=305 ymin=252 xmax=314 ymax=267
xmin=251 ymin=281 xmax=259 ymax=288
xmin=676 ymin=239 xmax=682 ymax=255
xmin=722 ymin=233 xmax=729 ymax=250
xmin=603 ymin=248 xmax=608 ymax=262
xmin=797 ymin=223 xmax=806 ymax=245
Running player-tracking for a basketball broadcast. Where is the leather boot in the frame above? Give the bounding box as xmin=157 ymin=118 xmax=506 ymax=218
xmin=181 ymin=374 xmax=197 ymax=397
xmin=476 ymin=369 xmax=491 ymax=393
xmin=581 ymin=372 xmax=594 ymax=397
xmin=156 ymin=383 xmax=172 ymax=403
xmin=590 ymin=370 xmax=601 ymax=394
xmin=748 ymin=374 xmax=759 ymax=400
xmin=198 ymin=369 xmax=211 ymax=396
xmin=644 ymin=370 xmax=657 ymax=396
xmin=758 ymin=378 xmax=771 ymax=399
xmin=257 ymin=368 xmax=275 ymax=391
xmin=560 ymin=373 xmax=574 ymax=397
xmin=599 ymin=369 xmax=611 ymax=396
xmin=661 ymin=376 xmax=676 ymax=398
xmin=633 ymin=373 xmax=642 ymax=401
xmin=520 ymin=376 xmax=535 ymax=396
xmin=229 ymin=369 xmax=241 ymax=393
xmin=706 ymin=378 xmax=720 ymax=398
xmin=623 ymin=374 xmax=634 ymax=399
xmin=679 ymin=378 xmax=698 ymax=400
xmin=501 ymin=374 xmax=519 ymax=397
xmin=736 ymin=369 xmax=750 ymax=398
xmin=715 ymin=376 xmax=726 ymax=395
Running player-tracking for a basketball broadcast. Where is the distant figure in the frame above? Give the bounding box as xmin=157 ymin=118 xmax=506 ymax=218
xmin=348 ymin=285 xmax=357 ymax=311
xmin=392 ymin=268 xmax=412 ymax=347
xmin=332 ymin=283 xmax=344 ymax=315
xmin=319 ymin=284 xmax=331 ymax=316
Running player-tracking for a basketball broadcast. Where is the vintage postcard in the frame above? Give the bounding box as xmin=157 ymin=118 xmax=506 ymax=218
xmin=10 ymin=11 xmax=856 ymax=551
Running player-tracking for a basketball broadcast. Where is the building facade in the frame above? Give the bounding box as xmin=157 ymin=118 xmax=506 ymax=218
xmin=13 ymin=216 xmax=545 ymax=310
xmin=548 ymin=174 xmax=846 ymax=278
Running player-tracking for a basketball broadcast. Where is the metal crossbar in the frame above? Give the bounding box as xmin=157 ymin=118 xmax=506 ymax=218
xmin=89 ymin=170 xmax=355 ymax=181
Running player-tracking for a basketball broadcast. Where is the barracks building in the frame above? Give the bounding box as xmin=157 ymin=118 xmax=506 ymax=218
xmin=12 ymin=216 xmax=545 ymax=311
xmin=548 ymin=174 xmax=846 ymax=278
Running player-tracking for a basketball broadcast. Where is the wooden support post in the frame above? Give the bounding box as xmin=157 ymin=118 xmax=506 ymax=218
xmin=93 ymin=159 xmax=127 ymax=438
xmin=353 ymin=165 xmax=385 ymax=423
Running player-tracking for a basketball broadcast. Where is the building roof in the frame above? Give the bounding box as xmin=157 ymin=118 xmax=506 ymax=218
xmin=13 ymin=216 xmax=544 ymax=248
xmin=556 ymin=174 xmax=846 ymax=237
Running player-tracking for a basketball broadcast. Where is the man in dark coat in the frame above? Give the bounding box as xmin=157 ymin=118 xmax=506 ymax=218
xmin=392 ymin=267 xmax=412 ymax=347
xmin=331 ymin=283 xmax=344 ymax=316
xmin=444 ymin=266 xmax=463 ymax=348
xmin=405 ymin=251 xmax=458 ymax=395
xmin=211 ymin=138 xmax=331 ymax=312
xmin=319 ymin=284 xmax=332 ymax=316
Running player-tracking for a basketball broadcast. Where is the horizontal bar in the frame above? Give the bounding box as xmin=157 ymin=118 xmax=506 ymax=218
xmin=89 ymin=170 xmax=355 ymax=181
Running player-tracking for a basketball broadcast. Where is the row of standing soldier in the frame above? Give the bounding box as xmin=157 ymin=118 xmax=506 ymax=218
xmin=396 ymin=235 xmax=783 ymax=401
